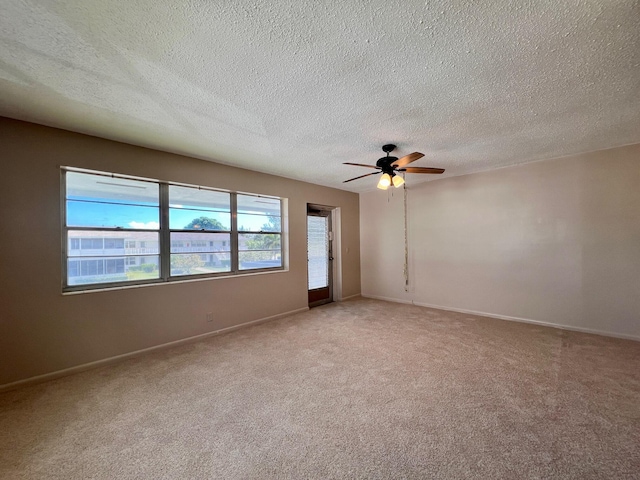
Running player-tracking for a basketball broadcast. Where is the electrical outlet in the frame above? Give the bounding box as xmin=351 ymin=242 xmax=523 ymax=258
xmin=206 ymin=312 xmax=213 ymax=322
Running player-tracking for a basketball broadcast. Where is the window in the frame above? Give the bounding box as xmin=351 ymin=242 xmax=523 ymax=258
xmin=237 ymin=194 xmax=282 ymax=271
xmin=104 ymin=238 xmax=125 ymax=250
xmin=63 ymin=168 xmax=285 ymax=290
xmin=65 ymin=171 xmax=160 ymax=287
xmin=81 ymin=238 xmax=103 ymax=250
xmin=168 ymin=185 xmax=231 ymax=277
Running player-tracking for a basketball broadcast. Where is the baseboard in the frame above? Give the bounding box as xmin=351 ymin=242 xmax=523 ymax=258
xmin=361 ymin=294 xmax=414 ymax=305
xmin=361 ymin=294 xmax=640 ymax=342
xmin=338 ymin=293 xmax=361 ymax=301
xmin=0 ymin=306 xmax=309 ymax=393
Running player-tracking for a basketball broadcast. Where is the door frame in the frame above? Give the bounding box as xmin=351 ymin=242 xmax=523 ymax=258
xmin=307 ymin=204 xmax=341 ymax=307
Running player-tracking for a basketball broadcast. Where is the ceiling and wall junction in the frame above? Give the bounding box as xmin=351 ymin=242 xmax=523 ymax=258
xmin=1 ymin=0 xmax=638 ymax=192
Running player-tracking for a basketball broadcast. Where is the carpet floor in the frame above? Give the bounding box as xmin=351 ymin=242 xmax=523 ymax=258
xmin=1 ymin=298 xmax=639 ymax=479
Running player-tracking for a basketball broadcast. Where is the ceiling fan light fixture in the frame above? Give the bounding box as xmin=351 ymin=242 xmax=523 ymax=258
xmin=377 ymin=173 xmax=391 ymax=189
xmin=392 ymin=174 xmax=405 ymax=188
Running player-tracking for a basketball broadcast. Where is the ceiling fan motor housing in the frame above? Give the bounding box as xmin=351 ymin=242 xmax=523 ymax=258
xmin=376 ymin=156 xmax=398 ymax=170
xmin=378 ymin=144 xmax=398 ymax=173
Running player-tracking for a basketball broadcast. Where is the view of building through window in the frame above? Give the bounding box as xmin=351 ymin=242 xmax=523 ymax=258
xmin=64 ymin=169 xmax=283 ymax=289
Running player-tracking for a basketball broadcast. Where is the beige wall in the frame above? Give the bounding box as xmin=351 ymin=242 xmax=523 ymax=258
xmin=361 ymin=144 xmax=640 ymax=339
xmin=0 ymin=117 xmax=360 ymax=386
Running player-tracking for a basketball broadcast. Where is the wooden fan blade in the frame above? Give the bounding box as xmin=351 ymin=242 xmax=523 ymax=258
xmin=398 ymin=167 xmax=445 ymax=174
xmin=343 ymin=172 xmax=381 ymax=183
xmin=343 ymin=162 xmax=380 ymax=169
xmin=391 ymin=152 xmax=424 ymax=168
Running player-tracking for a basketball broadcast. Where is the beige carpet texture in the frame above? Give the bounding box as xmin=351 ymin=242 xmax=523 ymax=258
xmin=1 ymin=298 xmax=639 ymax=479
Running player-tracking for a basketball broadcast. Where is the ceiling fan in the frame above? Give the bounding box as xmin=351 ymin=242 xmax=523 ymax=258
xmin=343 ymin=144 xmax=444 ymax=189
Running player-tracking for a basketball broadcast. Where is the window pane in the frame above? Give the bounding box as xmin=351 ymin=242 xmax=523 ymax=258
xmin=237 ymin=213 xmax=281 ymax=232
xmin=67 ymin=172 xmax=159 ymax=205
xmin=239 ymin=233 xmax=282 ymax=270
xmin=67 ymin=256 xmax=159 ymax=286
xmin=67 ymin=201 xmax=159 ymax=229
xmin=66 ymin=172 xmax=159 ymax=229
xmin=170 ymin=232 xmax=230 ymax=253
xmin=68 ymin=231 xmax=159 ymax=257
xmin=170 ymin=210 xmax=230 ymax=231
xmin=237 ymin=195 xmax=280 ymax=216
xmin=239 ymin=251 xmax=282 ymax=270
xmin=237 ymin=195 xmax=280 ymax=233
xmin=169 ymin=186 xmax=230 ymax=230
xmin=170 ymin=253 xmax=231 ymax=276
xmin=123 ymin=256 xmax=161 ymax=281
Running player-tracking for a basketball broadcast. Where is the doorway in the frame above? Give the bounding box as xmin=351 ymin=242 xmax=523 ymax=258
xmin=307 ymin=205 xmax=333 ymax=307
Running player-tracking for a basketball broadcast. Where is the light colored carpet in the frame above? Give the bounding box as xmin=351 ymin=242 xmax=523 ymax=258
xmin=1 ymin=298 xmax=639 ymax=479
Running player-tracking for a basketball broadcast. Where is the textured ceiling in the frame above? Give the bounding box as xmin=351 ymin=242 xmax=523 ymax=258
xmin=1 ymin=1 xmax=639 ymax=192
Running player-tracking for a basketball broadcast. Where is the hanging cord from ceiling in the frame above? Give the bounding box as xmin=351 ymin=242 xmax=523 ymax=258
xmin=387 ymin=173 xmax=409 ymax=291
xmin=403 ymin=173 xmax=409 ymax=292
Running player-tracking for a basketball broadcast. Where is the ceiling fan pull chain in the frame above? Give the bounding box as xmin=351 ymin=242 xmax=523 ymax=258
xmin=403 ymin=174 xmax=409 ymax=292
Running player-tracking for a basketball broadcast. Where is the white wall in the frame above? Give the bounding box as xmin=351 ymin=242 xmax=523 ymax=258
xmin=360 ymin=144 xmax=640 ymax=340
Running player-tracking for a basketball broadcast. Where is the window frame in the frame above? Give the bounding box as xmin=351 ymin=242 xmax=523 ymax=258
xmin=62 ymin=168 xmax=285 ymax=292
